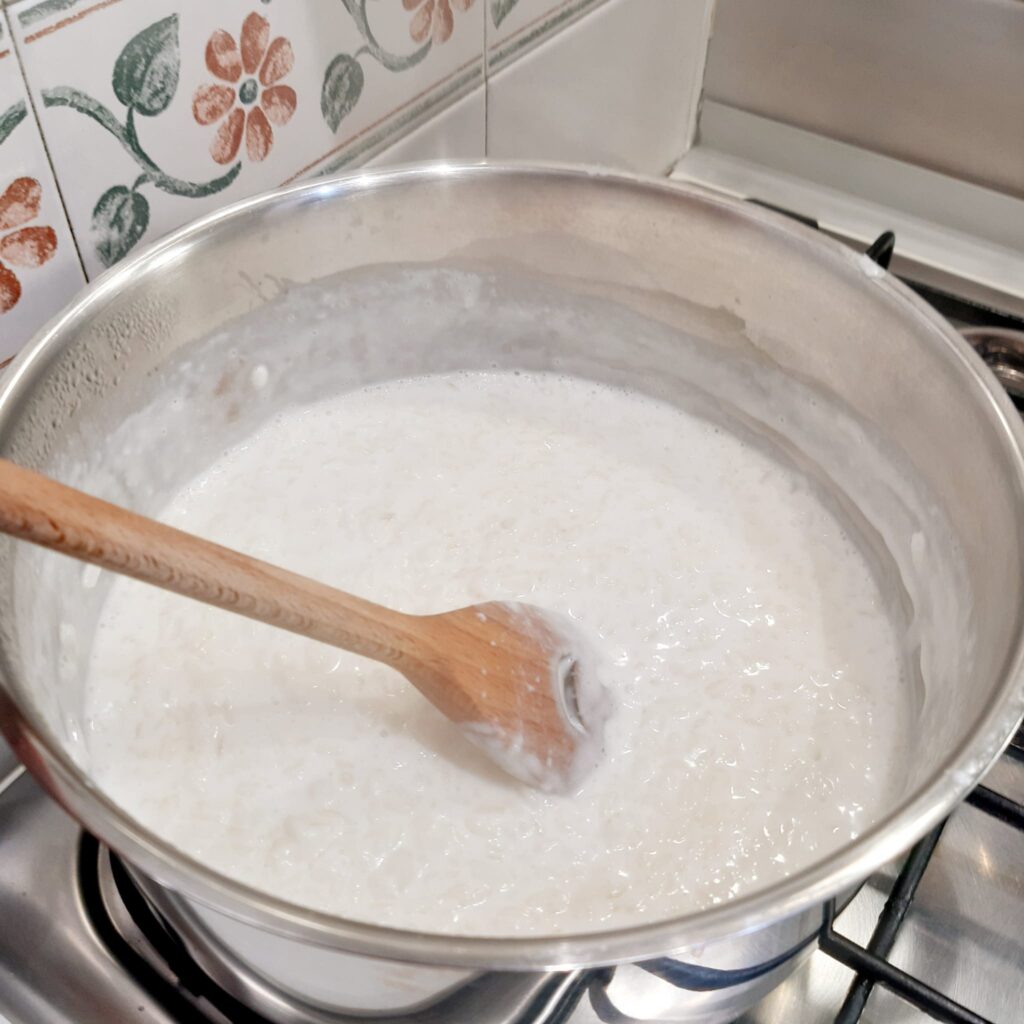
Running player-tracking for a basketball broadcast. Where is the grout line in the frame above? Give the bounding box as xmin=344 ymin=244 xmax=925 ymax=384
xmin=315 ymin=63 xmax=483 ymax=177
xmin=680 ymin=0 xmax=717 ymax=160
xmin=281 ymin=53 xmax=484 ymax=185
xmin=316 ymin=1 xmax=607 ymax=176
xmin=5 ymin=4 xmax=89 ymax=280
xmin=482 ymin=0 xmax=489 ymax=156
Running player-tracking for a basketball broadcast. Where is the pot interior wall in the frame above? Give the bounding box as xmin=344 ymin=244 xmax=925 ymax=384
xmin=0 ymin=169 xmax=1020 ymax=929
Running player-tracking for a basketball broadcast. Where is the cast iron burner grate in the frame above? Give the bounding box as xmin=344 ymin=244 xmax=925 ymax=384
xmin=817 ymin=728 xmax=1024 ymax=1024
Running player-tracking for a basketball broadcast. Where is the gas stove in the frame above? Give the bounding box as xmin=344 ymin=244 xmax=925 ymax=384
xmin=2 ymin=225 xmax=1024 ymax=1024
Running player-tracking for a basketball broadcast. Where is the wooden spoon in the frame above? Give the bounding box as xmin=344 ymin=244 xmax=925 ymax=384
xmin=0 ymin=459 xmax=609 ymax=792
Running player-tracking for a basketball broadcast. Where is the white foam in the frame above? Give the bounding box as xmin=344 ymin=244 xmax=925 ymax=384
xmin=84 ymin=371 xmax=909 ymax=936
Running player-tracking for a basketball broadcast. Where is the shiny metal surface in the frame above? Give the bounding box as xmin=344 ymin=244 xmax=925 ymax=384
xmin=121 ymin=861 xmax=596 ymax=1024
xmin=963 ymin=328 xmax=1024 ymax=402
xmin=0 ymin=164 xmax=1023 ymax=1020
xmin=703 ymin=0 xmax=1024 ymax=199
xmin=2 ymin=755 xmax=1021 ymax=1022
xmin=0 ymin=762 xmax=802 ymax=1024
xmin=741 ymin=754 xmax=1024 ymax=1024
xmin=0 ymin=766 xmax=598 ymax=1024
xmin=0 ymin=766 xmax=182 ymax=1024
xmin=130 ymin=866 xmax=814 ymax=1024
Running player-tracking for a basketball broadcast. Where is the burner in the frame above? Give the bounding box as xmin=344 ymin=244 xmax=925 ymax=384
xmin=93 ymin=838 xmax=602 ymax=1024
xmin=962 ymin=328 xmax=1024 ymax=403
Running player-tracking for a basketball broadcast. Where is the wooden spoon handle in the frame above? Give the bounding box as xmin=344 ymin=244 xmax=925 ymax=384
xmin=0 ymin=458 xmax=419 ymax=668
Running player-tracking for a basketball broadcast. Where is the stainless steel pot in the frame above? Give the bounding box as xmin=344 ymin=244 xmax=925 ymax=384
xmin=1 ymin=164 xmax=1022 ymax=1024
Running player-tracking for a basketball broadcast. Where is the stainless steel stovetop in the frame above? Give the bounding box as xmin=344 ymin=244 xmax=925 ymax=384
xmin=2 ymin=240 xmax=1024 ymax=1024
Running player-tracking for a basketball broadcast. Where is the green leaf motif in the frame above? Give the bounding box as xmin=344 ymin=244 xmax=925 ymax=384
xmin=491 ymin=0 xmax=520 ymax=28
xmin=44 ymin=86 xmax=241 ymax=199
xmin=93 ymin=185 xmax=149 ymax=267
xmin=341 ymin=1 xmax=429 ymax=73
xmin=0 ymin=100 xmax=27 ymax=148
xmin=112 ymin=14 xmax=179 ymax=117
xmin=321 ymin=54 xmax=364 ymax=132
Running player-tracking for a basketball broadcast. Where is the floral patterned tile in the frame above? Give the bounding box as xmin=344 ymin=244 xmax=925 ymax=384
xmin=10 ymin=0 xmax=485 ymax=278
xmin=0 ymin=8 xmax=85 ymax=360
xmin=306 ymin=0 xmax=485 ymax=178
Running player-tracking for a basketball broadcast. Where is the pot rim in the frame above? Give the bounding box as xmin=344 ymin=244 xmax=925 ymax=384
xmin=1 ymin=161 xmax=1023 ymax=970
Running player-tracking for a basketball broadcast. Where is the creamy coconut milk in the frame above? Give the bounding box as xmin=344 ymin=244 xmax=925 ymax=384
xmin=84 ymin=371 xmax=909 ymax=936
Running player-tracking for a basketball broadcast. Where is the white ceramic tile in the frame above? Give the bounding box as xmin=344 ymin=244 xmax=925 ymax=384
xmin=0 ymin=9 xmax=84 ymax=360
xmin=11 ymin=0 xmax=484 ymax=277
xmin=487 ymin=0 xmax=607 ymax=70
xmin=486 ymin=0 xmax=714 ymax=173
xmin=364 ymin=83 xmax=484 ymax=168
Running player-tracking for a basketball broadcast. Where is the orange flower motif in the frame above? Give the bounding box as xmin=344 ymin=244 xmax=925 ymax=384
xmin=404 ymin=0 xmax=475 ymax=45
xmin=192 ymin=12 xmax=297 ymax=165
xmin=0 ymin=177 xmax=58 ymax=315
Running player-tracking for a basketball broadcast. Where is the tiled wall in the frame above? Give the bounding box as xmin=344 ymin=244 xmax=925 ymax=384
xmin=0 ymin=0 xmax=713 ymax=361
